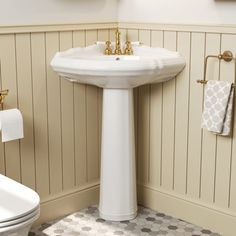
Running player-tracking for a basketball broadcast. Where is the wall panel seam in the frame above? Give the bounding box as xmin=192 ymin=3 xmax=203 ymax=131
xmin=44 ymin=32 xmax=51 ymax=194
xmin=29 ymin=33 xmax=37 ymax=190
xmin=185 ymin=32 xmax=192 ymax=195
xmin=199 ymin=32 xmax=207 ymax=199
xmin=172 ymin=31 xmax=177 ymax=190
xmin=14 ymin=33 xmax=22 ymax=183
xmin=58 ymin=32 xmax=64 ymax=191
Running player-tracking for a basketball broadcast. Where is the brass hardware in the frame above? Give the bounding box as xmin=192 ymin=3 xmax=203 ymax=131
xmin=0 ymin=89 xmax=9 ymax=104
xmin=197 ymin=50 xmax=235 ymax=88
xmin=218 ymin=51 xmax=233 ymax=62
xmin=114 ymin=28 xmax=122 ymax=55
xmin=104 ymin=28 xmax=134 ymax=56
xmin=124 ymin=41 xmax=133 ymax=55
xmin=104 ymin=41 xmax=113 ymax=55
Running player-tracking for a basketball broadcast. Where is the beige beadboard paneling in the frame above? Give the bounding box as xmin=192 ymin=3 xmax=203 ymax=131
xmin=85 ymin=29 xmax=100 ymax=182
xmin=45 ymin=31 xmax=62 ymax=196
xmin=187 ymin=32 xmax=205 ymax=198
xmin=0 ymin=25 xmax=113 ymax=223
xmin=31 ymin=32 xmax=50 ymax=197
xmin=121 ymin=23 xmax=236 ymax=235
xmin=161 ymin=31 xmax=177 ymax=190
xmin=138 ymin=30 xmax=151 ymax=184
xmin=59 ymin=31 xmax=75 ymax=190
xmin=214 ymin=34 xmax=236 ymax=208
xmin=149 ymin=30 xmax=164 ymax=187
xmin=72 ymin=30 xmax=87 ymax=186
xmin=0 ymin=34 xmax=21 ymax=182
xmin=200 ymin=33 xmax=220 ymax=203
xmin=174 ymin=32 xmax=191 ymax=194
xmin=15 ymin=33 xmax=36 ymax=190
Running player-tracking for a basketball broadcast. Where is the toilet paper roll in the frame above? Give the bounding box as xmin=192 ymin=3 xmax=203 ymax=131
xmin=0 ymin=109 xmax=24 ymax=142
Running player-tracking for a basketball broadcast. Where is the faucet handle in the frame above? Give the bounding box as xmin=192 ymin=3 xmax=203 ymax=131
xmin=104 ymin=41 xmax=112 ymax=55
xmin=124 ymin=41 xmax=133 ymax=55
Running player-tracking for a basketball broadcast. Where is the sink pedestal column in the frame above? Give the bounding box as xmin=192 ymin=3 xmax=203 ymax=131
xmin=99 ymin=88 xmax=137 ymax=221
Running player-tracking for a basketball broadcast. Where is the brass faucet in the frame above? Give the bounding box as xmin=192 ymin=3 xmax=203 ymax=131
xmin=104 ymin=28 xmax=133 ymax=55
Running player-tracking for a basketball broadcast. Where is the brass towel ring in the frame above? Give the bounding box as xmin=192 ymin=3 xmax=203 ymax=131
xmin=197 ymin=50 xmax=236 ymax=88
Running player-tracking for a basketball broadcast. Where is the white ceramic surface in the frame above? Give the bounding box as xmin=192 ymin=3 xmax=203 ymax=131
xmin=0 ymin=211 xmax=40 ymax=236
xmin=99 ymin=89 xmax=137 ymax=220
xmin=0 ymin=207 xmax=40 ymax=228
xmin=51 ymin=42 xmax=185 ymax=89
xmin=0 ymin=174 xmax=40 ymax=222
xmin=51 ymin=42 xmax=185 ymax=221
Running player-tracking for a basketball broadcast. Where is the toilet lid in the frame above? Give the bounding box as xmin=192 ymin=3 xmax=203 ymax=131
xmin=0 ymin=174 xmax=40 ymax=222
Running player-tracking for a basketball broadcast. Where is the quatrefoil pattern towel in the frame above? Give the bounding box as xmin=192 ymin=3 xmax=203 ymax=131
xmin=201 ymin=80 xmax=234 ymax=136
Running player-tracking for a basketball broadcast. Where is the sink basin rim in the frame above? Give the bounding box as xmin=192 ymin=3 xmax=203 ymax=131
xmin=51 ymin=43 xmax=186 ymax=88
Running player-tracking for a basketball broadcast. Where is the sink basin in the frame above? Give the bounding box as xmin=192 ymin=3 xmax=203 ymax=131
xmin=51 ymin=43 xmax=185 ymax=88
xmin=51 ymin=42 xmax=185 ymax=221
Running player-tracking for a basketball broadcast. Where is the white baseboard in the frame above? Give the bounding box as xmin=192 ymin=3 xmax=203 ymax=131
xmin=138 ymin=184 xmax=236 ymax=236
xmin=36 ymin=182 xmax=100 ymax=225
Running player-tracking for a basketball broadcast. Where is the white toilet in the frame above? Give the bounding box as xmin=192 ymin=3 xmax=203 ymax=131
xmin=0 ymin=174 xmax=40 ymax=236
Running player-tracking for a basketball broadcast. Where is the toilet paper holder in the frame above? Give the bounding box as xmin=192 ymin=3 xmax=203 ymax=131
xmin=0 ymin=89 xmax=9 ymax=105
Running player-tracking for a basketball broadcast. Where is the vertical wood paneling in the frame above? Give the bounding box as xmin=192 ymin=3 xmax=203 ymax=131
xmin=127 ymin=29 xmax=139 ymax=43
xmin=149 ymin=30 xmax=164 ymax=187
xmin=45 ymin=32 xmax=63 ymax=195
xmin=86 ymin=86 xmax=99 ymax=181
xmin=214 ymin=34 xmax=236 ymax=208
xmin=187 ymin=33 xmax=205 ymax=198
xmin=72 ymin=30 xmax=87 ymax=186
xmin=97 ymin=30 xmax=108 ymax=173
xmin=31 ymin=32 xmax=50 ymax=197
xmin=120 ymin=28 xmax=127 ymax=42
xmin=109 ymin=28 xmax=116 ymax=41
xmin=73 ymin=30 xmax=85 ymax=47
xmin=161 ymin=31 xmax=177 ymax=190
xmin=59 ymin=31 xmax=75 ymax=190
xmin=138 ymin=30 xmax=151 ymax=183
xmin=15 ymin=33 xmax=35 ymax=189
xmin=200 ymin=34 xmax=221 ymax=203
xmin=97 ymin=29 xmax=109 ymax=42
xmin=127 ymin=29 xmax=139 ymax=178
xmin=85 ymin=30 xmax=99 ymax=181
xmin=74 ymin=83 xmax=87 ymax=185
xmin=85 ymin=29 xmax=97 ymax=46
xmin=174 ymin=32 xmax=191 ymax=194
xmin=0 ymin=34 xmax=21 ymax=182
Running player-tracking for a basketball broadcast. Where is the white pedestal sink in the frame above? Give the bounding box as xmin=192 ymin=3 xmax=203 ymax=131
xmin=51 ymin=42 xmax=185 ymax=221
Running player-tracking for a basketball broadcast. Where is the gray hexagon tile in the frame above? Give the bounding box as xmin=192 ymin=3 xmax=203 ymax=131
xmin=30 ymin=206 xmax=221 ymax=236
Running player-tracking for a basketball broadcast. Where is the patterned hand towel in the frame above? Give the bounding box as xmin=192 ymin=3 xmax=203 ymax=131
xmin=201 ymin=80 xmax=234 ymax=136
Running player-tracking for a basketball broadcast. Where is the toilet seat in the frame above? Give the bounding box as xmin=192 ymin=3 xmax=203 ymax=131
xmin=0 ymin=207 xmax=40 ymax=228
xmin=0 ymin=174 xmax=40 ymax=223
xmin=0 ymin=210 xmax=40 ymax=234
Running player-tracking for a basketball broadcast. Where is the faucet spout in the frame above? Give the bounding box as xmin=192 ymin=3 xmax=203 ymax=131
xmin=114 ymin=28 xmax=122 ymax=55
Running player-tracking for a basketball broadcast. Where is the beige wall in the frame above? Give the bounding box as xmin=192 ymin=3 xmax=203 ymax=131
xmin=0 ymin=23 xmax=117 ymax=224
xmin=0 ymin=0 xmax=118 ymax=25
xmin=118 ymin=0 xmax=236 ymax=24
xmin=0 ymin=22 xmax=236 ymax=235
xmin=119 ymin=23 xmax=236 ymax=236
